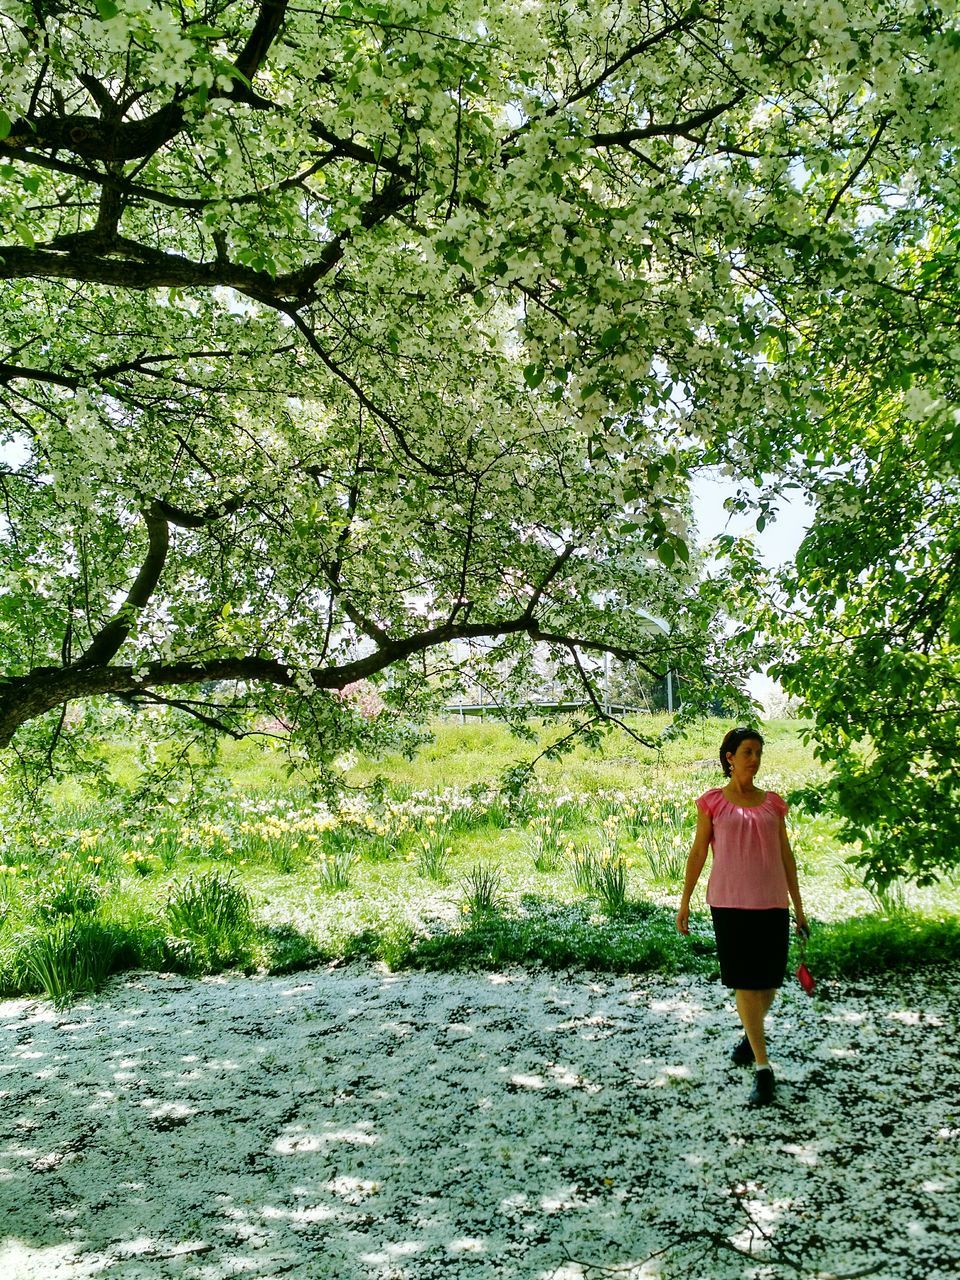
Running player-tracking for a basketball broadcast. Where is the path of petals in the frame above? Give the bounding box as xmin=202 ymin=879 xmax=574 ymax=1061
xmin=0 ymin=966 xmax=957 ymax=1279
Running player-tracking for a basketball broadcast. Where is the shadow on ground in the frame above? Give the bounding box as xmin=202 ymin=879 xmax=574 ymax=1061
xmin=1 ymin=965 xmax=958 ymax=1279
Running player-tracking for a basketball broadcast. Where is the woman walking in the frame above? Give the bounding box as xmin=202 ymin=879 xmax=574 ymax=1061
xmin=676 ymin=727 xmax=808 ymax=1107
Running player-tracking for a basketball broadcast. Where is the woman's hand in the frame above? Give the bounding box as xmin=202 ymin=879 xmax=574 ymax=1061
xmin=795 ymin=913 xmax=810 ymax=939
xmin=676 ymin=903 xmax=690 ymax=935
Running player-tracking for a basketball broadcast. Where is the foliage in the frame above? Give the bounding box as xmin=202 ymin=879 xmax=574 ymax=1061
xmin=0 ymin=0 xmax=954 ymax=793
xmin=526 ymin=812 xmax=567 ymax=872
xmin=747 ymin=401 xmax=960 ymax=885
xmin=804 ymin=912 xmax=960 ymax=980
xmin=30 ymin=862 xmax=104 ymax=920
xmin=0 ymin=720 xmax=955 ymax=1003
xmin=569 ymin=845 xmax=601 ymax=895
xmin=409 ymin=899 xmax=686 ymax=975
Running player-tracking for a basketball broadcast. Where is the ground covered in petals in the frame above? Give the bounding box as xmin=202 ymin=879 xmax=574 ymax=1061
xmin=1 ymin=966 xmax=957 ymax=1279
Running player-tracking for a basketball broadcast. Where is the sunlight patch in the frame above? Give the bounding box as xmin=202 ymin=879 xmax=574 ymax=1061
xmin=510 ymin=1072 xmax=546 ymax=1090
xmin=274 ymin=1126 xmax=378 ymax=1153
xmin=448 ymin=1236 xmax=486 ymax=1253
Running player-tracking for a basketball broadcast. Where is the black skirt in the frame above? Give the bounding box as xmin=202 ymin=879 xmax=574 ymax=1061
xmin=710 ymin=907 xmax=790 ymax=990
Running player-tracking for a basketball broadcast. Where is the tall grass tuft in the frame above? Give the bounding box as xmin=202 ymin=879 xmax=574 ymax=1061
xmin=569 ymin=846 xmax=600 ymax=894
xmin=32 ymin=865 xmax=103 ymax=921
xmin=314 ymin=847 xmax=356 ymax=893
xmin=637 ymin=830 xmax=688 ymax=887
xmin=527 ymin=812 xmax=567 ymax=872
xmin=416 ymin=824 xmax=453 ymax=882
xmin=25 ymin=917 xmax=120 ymax=1007
xmin=595 ymin=855 xmax=628 ymax=915
xmin=164 ymin=870 xmax=255 ymax=973
xmin=461 ymin=864 xmax=504 ymax=915
xmin=862 ymin=875 xmax=908 ymax=917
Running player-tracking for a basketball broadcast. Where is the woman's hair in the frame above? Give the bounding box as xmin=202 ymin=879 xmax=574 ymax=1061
xmin=719 ymin=726 xmax=764 ymax=777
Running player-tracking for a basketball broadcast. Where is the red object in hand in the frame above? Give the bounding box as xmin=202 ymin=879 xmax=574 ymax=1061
xmin=796 ymin=962 xmax=816 ymax=995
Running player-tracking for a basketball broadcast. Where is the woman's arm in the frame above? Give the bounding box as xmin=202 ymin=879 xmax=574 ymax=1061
xmin=676 ymin=807 xmax=712 ymax=935
xmin=778 ymin=815 xmax=808 ymax=931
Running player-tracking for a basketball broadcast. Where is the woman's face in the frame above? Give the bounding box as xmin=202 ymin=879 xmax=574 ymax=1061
xmin=727 ymin=737 xmax=763 ymax=782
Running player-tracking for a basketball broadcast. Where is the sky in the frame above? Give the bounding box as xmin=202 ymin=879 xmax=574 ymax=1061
xmin=690 ymin=470 xmax=814 ymax=568
xmin=690 ymin=471 xmax=815 ymax=711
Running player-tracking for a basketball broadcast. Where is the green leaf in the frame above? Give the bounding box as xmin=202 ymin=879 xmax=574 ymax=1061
xmin=523 ymin=364 xmax=545 ymax=389
xmin=95 ymin=0 xmax=119 ymax=19
xmin=0 ymin=111 xmax=11 ymax=142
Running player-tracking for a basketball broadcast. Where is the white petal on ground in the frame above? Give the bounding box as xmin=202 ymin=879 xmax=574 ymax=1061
xmin=0 ymin=966 xmax=957 ymax=1279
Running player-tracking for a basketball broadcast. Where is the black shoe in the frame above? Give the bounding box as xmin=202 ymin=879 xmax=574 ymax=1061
xmin=748 ymin=1066 xmax=775 ymax=1107
xmin=732 ymin=1036 xmax=755 ymax=1067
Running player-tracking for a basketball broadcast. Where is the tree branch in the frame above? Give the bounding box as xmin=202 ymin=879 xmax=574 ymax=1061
xmin=72 ymin=503 xmax=170 ymax=669
xmin=589 ymin=94 xmax=747 ymax=150
xmin=822 ymin=114 xmax=892 ymax=224
xmin=0 ymin=611 xmax=663 ymax=747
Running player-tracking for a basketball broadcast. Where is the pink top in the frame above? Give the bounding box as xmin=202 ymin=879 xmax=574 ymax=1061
xmin=696 ymin=788 xmax=790 ymax=909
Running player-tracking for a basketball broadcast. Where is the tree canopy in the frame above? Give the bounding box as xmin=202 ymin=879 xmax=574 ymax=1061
xmin=0 ymin=0 xmax=957 ymax=850
xmin=750 ymin=213 xmax=960 ymax=887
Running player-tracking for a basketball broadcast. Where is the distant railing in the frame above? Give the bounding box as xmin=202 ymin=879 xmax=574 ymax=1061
xmin=442 ymin=700 xmax=651 ymax=721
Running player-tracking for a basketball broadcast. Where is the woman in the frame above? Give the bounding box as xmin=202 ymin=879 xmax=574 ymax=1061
xmin=676 ymin=726 xmax=808 ymax=1107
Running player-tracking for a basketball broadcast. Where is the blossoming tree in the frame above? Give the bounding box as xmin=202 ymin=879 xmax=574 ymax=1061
xmin=0 ymin=0 xmax=955 ymax=849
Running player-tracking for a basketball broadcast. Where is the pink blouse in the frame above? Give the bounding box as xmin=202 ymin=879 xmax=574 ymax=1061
xmin=696 ymin=788 xmax=790 ymax=909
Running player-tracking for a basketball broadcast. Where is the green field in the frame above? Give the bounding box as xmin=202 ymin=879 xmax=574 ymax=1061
xmin=1 ymin=716 xmax=958 ymax=1005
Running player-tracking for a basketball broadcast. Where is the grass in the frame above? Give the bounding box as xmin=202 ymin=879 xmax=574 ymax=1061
xmin=0 ymin=716 xmax=958 ymax=1002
